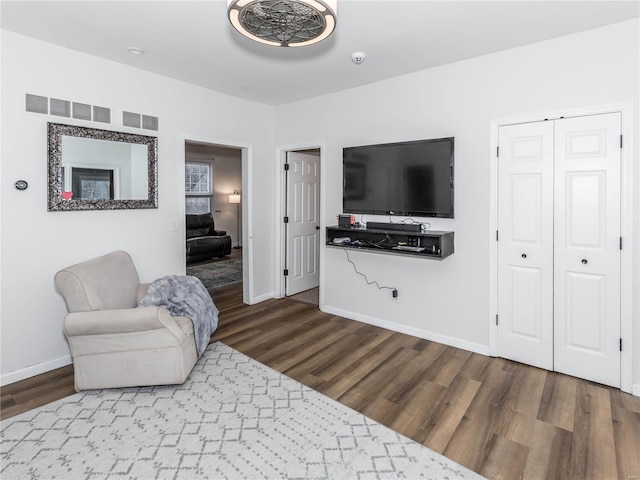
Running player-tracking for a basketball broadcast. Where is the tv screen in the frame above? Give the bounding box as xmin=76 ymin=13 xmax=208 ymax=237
xmin=343 ymin=137 xmax=454 ymax=218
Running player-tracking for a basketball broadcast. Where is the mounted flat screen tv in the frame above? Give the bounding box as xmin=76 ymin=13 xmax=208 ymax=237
xmin=343 ymin=137 xmax=454 ymax=218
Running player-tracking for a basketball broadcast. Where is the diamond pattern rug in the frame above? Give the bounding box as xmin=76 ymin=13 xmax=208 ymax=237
xmin=187 ymin=258 xmax=242 ymax=290
xmin=1 ymin=343 xmax=485 ymax=479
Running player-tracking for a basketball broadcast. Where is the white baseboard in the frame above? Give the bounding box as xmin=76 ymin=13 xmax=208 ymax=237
xmin=321 ymin=305 xmax=491 ymax=356
xmin=1 ymin=355 xmax=72 ymax=387
xmin=633 ymin=383 xmax=640 ymax=397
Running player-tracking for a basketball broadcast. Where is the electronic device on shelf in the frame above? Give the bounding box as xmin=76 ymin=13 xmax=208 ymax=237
xmin=343 ymin=137 xmax=454 ymax=218
xmin=332 ymin=237 xmax=351 ymax=245
xmin=392 ymin=245 xmax=426 ymax=252
xmin=338 ymin=214 xmax=354 ymax=227
xmin=366 ymin=221 xmax=422 ymax=232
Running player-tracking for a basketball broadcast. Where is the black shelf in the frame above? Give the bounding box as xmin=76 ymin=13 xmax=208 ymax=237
xmin=326 ymin=225 xmax=454 ymax=259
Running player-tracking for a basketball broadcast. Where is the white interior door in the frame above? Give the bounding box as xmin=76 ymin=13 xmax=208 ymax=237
xmin=553 ymin=113 xmax=621 ymax=388
xmin=286 ymin=151 xmax=320 ymax=296
xmin=497 ymin=121 xmax=554 ymax=370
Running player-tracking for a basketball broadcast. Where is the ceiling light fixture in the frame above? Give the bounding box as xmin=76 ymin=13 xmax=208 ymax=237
xmin=127 ymin=47 xmax=144 ymax=55
xmin=227 ymin=0 xmax=337 ymax=47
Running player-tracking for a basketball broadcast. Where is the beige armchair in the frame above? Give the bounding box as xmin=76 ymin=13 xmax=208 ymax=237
xmin=55 ymin=250 xmax=197 ymax=391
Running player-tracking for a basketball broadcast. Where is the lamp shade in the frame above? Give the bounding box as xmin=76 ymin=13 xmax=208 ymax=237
xmin=229 ymin=193 xmax=241 ymax=204
xmin=227 ymin=0 xmax=337 ymax=47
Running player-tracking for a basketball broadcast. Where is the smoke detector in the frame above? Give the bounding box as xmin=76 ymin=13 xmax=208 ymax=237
xmin=351 ymin=52 xmax=366 ymax=65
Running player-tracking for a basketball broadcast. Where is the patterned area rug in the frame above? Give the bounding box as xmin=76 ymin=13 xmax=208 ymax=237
xmin=1 ymin=343 xmax=485 ymax=480
xmin=187 ymin=258 xmax=242 ymax=290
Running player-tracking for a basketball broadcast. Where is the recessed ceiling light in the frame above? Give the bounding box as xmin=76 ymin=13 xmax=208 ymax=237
xmin=128 ymin=47 xmax=144 ymax=55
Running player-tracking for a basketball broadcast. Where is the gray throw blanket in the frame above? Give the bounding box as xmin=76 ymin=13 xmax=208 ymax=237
xmin=137 ymin=275 xmax=218 ymax=358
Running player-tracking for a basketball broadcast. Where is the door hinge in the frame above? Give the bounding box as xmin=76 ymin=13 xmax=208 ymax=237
xmin=620 ymin=237 xmax=623 ymax=250
xmin=496 ymin=230 xmax=499 ymax=241
xmin=620 ymin=338 xmax=623 ymax=352
xmin=284 ymin=163 xmax=290 ymax=171
xmin=284 ymin=216 xmax=289 ymax=224
xmin=284 ymin=269 xmax=289 ymax=276
xmin=496 ymin=146 xmax=499 ymax=158
xmin=620 ymin=135 xmax=623 ymax=148
xmin=496 ymin=314 xmax=499 ymax=326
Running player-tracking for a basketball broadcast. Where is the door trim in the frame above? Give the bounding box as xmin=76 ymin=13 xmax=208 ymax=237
xmin=275 ymin=141 xmax=325 ymax=303
xmin=489 ymin=103 xmax=634 ymax=393
xmin=181 ymin=134 xmax=253 ymax=305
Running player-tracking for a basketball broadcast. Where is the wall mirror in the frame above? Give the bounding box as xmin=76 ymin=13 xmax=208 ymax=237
xmin=48 ymin=122 xmax=158 ymax=211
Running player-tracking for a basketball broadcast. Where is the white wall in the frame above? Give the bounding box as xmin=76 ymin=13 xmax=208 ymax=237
xmin=0 ymin=31 xmax=275 ymax=383
xmin=274 ymin=20 xmax=640 ymax=383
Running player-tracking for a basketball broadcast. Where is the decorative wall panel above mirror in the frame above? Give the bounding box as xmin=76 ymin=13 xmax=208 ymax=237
xmin=48 ymin=123 xmax=158 ymax=211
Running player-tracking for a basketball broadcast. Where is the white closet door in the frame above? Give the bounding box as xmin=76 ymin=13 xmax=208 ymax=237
xmin=497 ymin=121 xmax=554 ymax=370
xmin=553 ymin=113 xmax=621 ymax=388
xmin=286 ymin=151 xmax=320 ymax=296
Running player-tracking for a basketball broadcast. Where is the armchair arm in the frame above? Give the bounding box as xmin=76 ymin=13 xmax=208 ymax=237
xmin=211 ymin=229 xmax=227 ymax=236
xmin=64 ymin=306 xmax=186 ymax=341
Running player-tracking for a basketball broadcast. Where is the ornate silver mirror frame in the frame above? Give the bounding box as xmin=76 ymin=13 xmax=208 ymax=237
xmin=47 ymin=122 xmax=158 ymax=212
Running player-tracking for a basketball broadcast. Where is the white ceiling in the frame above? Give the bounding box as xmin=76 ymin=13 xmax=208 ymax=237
xmin=2 ymin=1 xmax=639 ymax=105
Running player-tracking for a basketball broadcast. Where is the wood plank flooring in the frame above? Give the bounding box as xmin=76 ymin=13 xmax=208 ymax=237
xmin=3 ymin=283 xmax=640 ymax=480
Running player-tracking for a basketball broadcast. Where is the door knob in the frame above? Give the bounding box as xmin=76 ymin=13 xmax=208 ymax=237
xmin=521 ymin=253 xmax=527 ymax=259
xmin=582 ymin=259 xmax=588 ymax=264
xmin=315 ymin=226 xmax=320 ymax=230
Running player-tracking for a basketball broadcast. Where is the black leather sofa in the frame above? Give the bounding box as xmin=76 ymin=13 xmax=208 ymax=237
xmin=186 ymin=213 xmax=232 ymax=264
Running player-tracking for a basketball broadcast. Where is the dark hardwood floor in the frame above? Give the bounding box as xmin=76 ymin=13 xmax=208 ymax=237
xmin=2 ymin=283 xmax=639 ymax=480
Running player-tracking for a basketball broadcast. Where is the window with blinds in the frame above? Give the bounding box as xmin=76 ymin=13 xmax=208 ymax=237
xmin=185 ymin=162 xmax=213 ymax=214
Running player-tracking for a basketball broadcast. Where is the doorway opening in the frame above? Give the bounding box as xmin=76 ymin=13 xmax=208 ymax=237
xmin=279 ymin=146 xmax=322 ymax=307
xmin=184 ymin=140 xmax=244 ymax=293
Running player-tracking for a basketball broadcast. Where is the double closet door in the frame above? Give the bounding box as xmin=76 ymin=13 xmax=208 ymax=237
xmin=497 ymin=113 xmax=621 ymax=388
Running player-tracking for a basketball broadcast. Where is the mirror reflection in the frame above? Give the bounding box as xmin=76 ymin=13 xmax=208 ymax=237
xmin=48 ymin=123 xmax=158 ymax=211
xmin=61 ymin=136 xmax=149 ymax=200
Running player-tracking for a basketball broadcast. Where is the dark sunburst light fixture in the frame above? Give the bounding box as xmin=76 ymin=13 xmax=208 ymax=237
xmin=227 ymin=0 xmax=337 ymax=47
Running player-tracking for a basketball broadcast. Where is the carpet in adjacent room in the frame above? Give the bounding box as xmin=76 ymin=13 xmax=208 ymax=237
xmin=186 ymin=258 xmax=242 ymax=290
